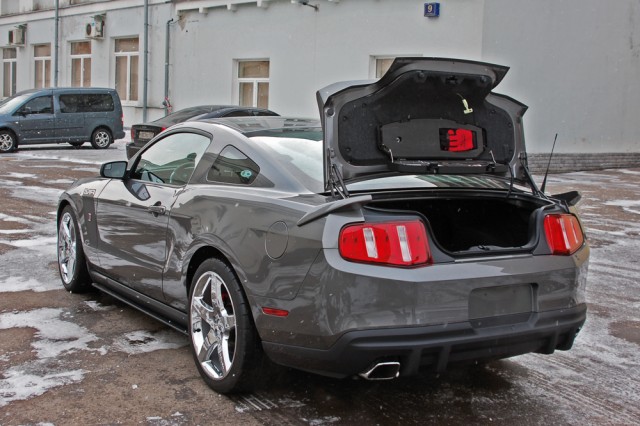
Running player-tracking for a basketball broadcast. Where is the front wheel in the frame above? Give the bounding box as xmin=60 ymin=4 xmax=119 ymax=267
xmin=188 ymin=258 xmax=264 ymax=394
xmin=0 ymin=130 xmax=17 ymax=153
xmin=90 ymin=128 xmax=113 ymax=149
xmin=57 ymin=207 xmax=90 ymax=292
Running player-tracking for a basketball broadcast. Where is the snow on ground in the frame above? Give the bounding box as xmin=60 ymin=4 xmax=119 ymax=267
xmin=0 ymin=276 xmax=60 ymax=293
xmin=113 ymin=330 xmax=187 ymax=355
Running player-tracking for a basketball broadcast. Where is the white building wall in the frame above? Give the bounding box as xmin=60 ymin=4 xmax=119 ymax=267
xmin=482 ymin=0 xmax=640 ymax=154
xmin=0 ymin=0 xmax=638 ymax=158
xmin=170 ymin=0 xmax=484 ymax=119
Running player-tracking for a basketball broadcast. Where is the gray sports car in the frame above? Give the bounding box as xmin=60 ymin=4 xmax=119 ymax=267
xmin=57 ymin=58 xmax=589 ymax=394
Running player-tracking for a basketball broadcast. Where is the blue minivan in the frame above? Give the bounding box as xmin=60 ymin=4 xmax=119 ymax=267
xmin=0 ymin=87 xmax=125 ymax=153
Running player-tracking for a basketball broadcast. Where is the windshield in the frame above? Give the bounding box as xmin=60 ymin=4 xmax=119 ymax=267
xmin=0 ymin=94 xmax=31 ymax=114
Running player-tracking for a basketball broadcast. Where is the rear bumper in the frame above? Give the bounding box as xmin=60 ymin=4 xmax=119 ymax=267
xmin=262 ymin=304 xmax=586 ymax=378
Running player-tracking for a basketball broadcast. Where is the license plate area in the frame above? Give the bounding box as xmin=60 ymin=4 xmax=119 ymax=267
xmin=469 ymin=283 xmax=533 ymax=328
xmin=138 ymin=131 xmax=155 ymax=140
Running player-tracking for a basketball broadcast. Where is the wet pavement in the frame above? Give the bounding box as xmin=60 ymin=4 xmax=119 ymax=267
xmin=0 ymin=142 xmax=639 ymax=425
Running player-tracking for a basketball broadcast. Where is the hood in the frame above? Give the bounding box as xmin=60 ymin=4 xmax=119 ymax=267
xmin=317 ymin=58 xmax=529 ymax=193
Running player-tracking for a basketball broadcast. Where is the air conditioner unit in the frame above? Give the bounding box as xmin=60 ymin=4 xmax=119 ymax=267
xmin=8 ymin=27 xmax=25 ymax=46
xmin=85 ymin=17 xmax=104 ymax=39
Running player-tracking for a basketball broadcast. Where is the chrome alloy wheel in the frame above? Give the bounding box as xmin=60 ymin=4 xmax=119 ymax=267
xmin=57 ymin=212 xmax=77 ymax=284
xmin=0 ymin=133 xmax=14 ymax=152
xmin=190 ymin=271 xmax=237 ymax=380
xmin=93 ymin=130 xmax=111 ymax=148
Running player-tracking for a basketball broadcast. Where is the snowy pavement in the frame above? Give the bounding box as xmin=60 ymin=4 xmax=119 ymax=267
xmin=0 ymin=147 xmax=638 ymax=425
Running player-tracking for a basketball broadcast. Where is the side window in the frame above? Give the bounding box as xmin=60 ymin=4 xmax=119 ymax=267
xmin=21 ymin=96 xmax=53 ymax=114
xmin=133 ymin=132 xmax=210 ymax=186
xmin=84 ymin=94 xmax=114 ymax=112
xmin=207 ymin=145 xmax=260 ymax=185
xmin=59 ymin=94 xmax=79 ymax=113
xmin=61 ymin=94 xmax=114 ymax=113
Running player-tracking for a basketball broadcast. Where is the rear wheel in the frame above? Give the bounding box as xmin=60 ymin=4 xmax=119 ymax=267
xmin=90 ymin=127 xmax=112 ymax=149
xmin=57 ymin=206 xmax=91 ymax=292
xmin=0 ymin=130 xmax=17 ymax=153
xmin=188 ymin=258 xmax=264 ymax=394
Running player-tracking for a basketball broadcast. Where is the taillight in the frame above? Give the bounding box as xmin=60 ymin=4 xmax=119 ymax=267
xmin=339 ymin=220 xmax=432 ymax=266
xmin=544 ymin=214 xmax=585 ymax=255
xmin=130 ymin=128 xmax=134 ymax=140
xmin=440 ymin=128 xmax=476 ymax=152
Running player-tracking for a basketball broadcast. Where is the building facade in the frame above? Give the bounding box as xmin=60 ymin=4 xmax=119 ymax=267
xmin=1 ymin=0 xmax=638 ymax=170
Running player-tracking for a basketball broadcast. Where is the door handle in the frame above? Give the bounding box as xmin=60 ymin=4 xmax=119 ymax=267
xmin=147 ymin=203 xmax=166 ymax=216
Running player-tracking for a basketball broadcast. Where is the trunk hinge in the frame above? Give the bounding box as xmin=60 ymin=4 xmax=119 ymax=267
xmin=519 ymin=152 xmax=546 ymax=198
xmin=326 ymin=148 xmax=350 ymax=199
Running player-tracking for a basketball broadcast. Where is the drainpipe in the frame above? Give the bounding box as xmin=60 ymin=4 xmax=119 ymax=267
xmin=163 ymin=18 xmax=174 ymax=115
xmin=54 ymin=0 xmax=59 ymax=87
xmin=142 ymin=0 xmax=149 ymax=121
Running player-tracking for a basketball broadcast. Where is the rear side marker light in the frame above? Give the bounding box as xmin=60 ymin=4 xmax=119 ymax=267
xmin=544 ymin=214 xmax=585 ymax=255
xmin=262 ymin=307 xmax=289 ymax=317
xmin=339 ymin=220 xmax=432 ymax=266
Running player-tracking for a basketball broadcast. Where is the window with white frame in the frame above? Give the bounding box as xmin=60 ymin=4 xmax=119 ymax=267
xmin=2 ymin=48 xmax=17 ymax=97
xmin=114 ymin=37 xmax=139 ymax=102
xmin=237 ymin=60 xmax=269 ymax=108
xmin=71 ymin=41 xmax=91 ymax=87
xmin=34 ymin=44 xmax=52 ymax=89
xmin=371 ymin=56 xmax=422 ymax=79
xmin=374 ymin=57 xmax=395 ymax=78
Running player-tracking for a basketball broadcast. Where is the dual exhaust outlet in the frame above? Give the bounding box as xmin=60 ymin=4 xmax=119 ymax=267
xmin=358 ymin=361 xmax=401 ymax=381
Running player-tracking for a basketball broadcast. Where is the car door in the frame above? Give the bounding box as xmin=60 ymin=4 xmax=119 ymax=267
xmin=95 ymin=130 xmax=211 ymax=300
xmin=16 ymin=94 xmax=55 ymax=142
xmin=55 ymin=93 xmax=85 ymax=141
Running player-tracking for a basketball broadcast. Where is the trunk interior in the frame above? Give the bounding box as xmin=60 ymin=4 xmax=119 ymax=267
xmin=370 ymin=195 xmax=549 ymax=254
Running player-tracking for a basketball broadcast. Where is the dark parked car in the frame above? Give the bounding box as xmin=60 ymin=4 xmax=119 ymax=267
xmin=126 ymin=105 xmax=279 ymax=158
xmin=57 ymin=58 xmax=589 ymax=394
xmin=0 ymin=87 xmax=125 ymax=153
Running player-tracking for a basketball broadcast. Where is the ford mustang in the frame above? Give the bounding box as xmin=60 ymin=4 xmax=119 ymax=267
xmin=57 ymin=58 xmax=589 ymax=394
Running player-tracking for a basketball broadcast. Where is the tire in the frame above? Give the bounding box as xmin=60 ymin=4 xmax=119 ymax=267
xmin=90 ymin=127 xmax=113 ymax=149
xmin=69 ymin=142 xmax=84 ymax=148
xmin=188 ymin=258 xmax=264 ymax=394
xmin=57 ymin=206 xmax=91 ymax=292
xmin=0 ymin=130 xmax=17 ymax=153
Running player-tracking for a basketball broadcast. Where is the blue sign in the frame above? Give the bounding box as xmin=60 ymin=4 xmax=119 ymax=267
xmin=424 ymin=2 xmax=440 ymax=17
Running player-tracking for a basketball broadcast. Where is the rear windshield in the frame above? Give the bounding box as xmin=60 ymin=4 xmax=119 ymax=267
xmin=157 ymin=106 xmax=226 ymax=125
xmin=250 ymin=130 xmax=526 ymax=194
xmin=59 ymin=93 xmax=114 ymax=113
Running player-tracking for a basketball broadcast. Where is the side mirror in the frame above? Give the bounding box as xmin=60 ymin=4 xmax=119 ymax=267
xmin=19 ymin=107 xmax=32 ymax=116
xmin=100 ymin=161 xmax=128 ymax=179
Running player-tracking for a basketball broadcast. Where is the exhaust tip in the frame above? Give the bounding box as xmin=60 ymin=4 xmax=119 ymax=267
xmin=359 ymin=361 xmax=401 ymax=381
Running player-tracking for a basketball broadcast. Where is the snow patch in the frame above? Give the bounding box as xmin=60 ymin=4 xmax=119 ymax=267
xmin=0 ymin=276 xmax=60 ymax=293
xmin=112 ymin=330 xmax=187 ymax=354
xmin=0 ymin=172 xmax=37 ymax=179
xmin=83 ymin=300 xmax=115 ymax=311
xmin=0 ymin=308 xmax=99 ymax=358
xmin=0 ymin=236 xmax=57 ymax=256
xmin=0 ymin=362 xmax=85 ymax=407
xmin=604 ymin=199 xmax=640 ymax=215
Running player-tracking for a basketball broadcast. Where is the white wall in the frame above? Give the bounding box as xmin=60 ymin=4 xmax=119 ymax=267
xmin=0 ymin=0 xmax=638 ymax=157
xmin=482 ymin=0 xmax=640 ymax=153
xmin=170 ymin=0 xmax=485 ymax=119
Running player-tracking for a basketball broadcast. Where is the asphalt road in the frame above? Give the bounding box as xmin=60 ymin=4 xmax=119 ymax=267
xmin=1 ymin=141 xmax=639 ymax=425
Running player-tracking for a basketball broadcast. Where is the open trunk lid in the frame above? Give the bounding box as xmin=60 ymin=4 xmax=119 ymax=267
xmin=317 ymin=58 xmax=530 ymax=194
